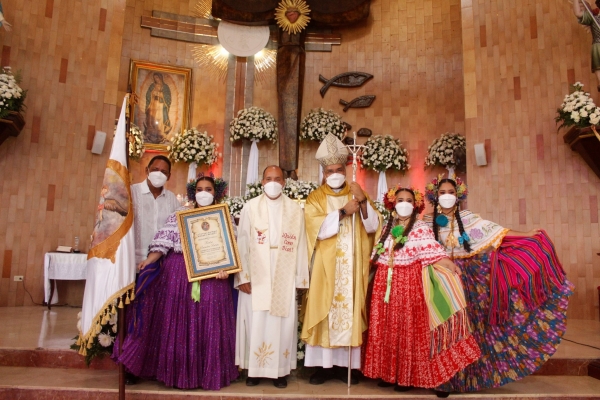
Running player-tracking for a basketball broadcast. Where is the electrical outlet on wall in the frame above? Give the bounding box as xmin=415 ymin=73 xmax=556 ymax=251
xmin=13 ymin=276 xmax=23 ymax=282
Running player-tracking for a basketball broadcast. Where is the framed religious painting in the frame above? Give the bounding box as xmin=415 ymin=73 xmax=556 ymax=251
xmin=129 ymin=60 xmax=192 ymax=151
xmin=176 ymin=204 xmax=242 ymax=281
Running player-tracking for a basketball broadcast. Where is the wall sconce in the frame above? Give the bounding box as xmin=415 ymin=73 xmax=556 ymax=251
xmin=474 ymin=143 xmax=487 ymax=166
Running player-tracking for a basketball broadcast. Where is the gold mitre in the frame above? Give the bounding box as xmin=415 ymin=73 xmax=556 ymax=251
xmin=316 ymin=133 xmax=349 ymax=167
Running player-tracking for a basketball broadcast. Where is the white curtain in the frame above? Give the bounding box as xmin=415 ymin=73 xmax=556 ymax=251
xmin=188 ymin=162 xmax=197 ymax=182
xmin=318 ymin=164 xmax=323 ymax=185
xmin=245 ymin=140 xmax=259 ymax=194
xmin=377 ymin=170 xmax=388 ymax=202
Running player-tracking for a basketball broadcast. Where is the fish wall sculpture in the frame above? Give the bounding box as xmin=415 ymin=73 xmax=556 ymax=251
xmin=319 ymin=72 xmax=373 ymax=97
xmin=339 ymin=95 xmax=376 ymax=112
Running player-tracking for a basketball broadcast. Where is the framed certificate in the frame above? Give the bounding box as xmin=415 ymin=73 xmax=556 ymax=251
xmin=176 ymin=204 xmax=242 ymax=281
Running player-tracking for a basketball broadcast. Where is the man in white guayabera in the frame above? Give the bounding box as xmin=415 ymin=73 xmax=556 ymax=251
xmin=126 ymin=155 xmax=179 ymax=384
xmin=235 ymin=165 xmax=309 ymax=389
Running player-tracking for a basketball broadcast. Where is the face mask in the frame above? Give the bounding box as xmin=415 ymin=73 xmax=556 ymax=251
xmin=148 ymin=171 xmax=167 ymax=188
xmin=438 ymin=194 xmax=457 ymax=209
xmin=395 ymin=201 xmax=414 ymax=217
xmin=326 ymin=173 xmax=346 ymax=189
xmin=195 ymin=191 xmax=214 ymax=206
xmin=263 ymin=181 xmax=283 ymax=198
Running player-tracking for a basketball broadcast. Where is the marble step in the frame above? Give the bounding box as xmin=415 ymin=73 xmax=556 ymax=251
xmin=0 ymin=367 xmax=600 ymax=400
xmin=0 ymin=348 xmax=117 ymax=370
xmin=0 ymin=347 xmax=597 ymax=377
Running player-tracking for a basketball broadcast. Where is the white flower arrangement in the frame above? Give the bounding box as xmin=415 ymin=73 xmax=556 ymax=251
xmin=359 ymin=135 xmax=410 ymax=173
xmin=71 ymin=302 xmax=119 ymax=365
xmin=373 ymin=200 xmax=391 ymax=221
xmin=300 ymin=108 xmax=346 ymax=142
xmin=97 ymin=333 xmax=114 ymax=347
xmin=230 ymin=106 xmax=277 ymax=143
xmin=556 ymin=82 xmax=600 ymax=129
xmin=223 ymin=196 xmax=246 ymax=218
xmin=127 ymin=124 xmax=144 ymax=161
xmin=282 ymin=178 xmax=318 ymax=200
xmin=0 ymin=67 xmax=26 ymax=119
xmin=168 ymin=128 xmax=221 ymax=165
xmin=425 ymin=132 xmax=466 ymax=169
xmin=244 ymin=181 xmax=264 ymax=201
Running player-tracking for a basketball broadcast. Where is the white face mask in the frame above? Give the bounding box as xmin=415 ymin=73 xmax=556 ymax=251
xmin=395 ymin=201 xmax=414 ymax=217
xmin=326 ymin=173 xmax=346 ymax=189
xmin=195 ymin=191 xmax=214 ymax=206
xmin=438 ymin=194 xmax=457 ymax=209
xmin=263 ymin=181 xmax=283 ymax=198
xmin=147 ymin=171 xmax=168 ymax=188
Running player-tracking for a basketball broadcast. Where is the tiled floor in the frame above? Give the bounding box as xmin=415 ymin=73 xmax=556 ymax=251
xmin=0 ymin=306 xmax=599 ymax=398
xmin=0 ymin=366 xmax=600 ymax=398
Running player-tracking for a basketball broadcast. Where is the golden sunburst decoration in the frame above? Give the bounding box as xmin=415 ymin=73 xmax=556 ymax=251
xmin=274 ymin=0 xmax=311 ymax=35
xmin=193 ymin=0 xmax=213 ymax=19
xmin=191 ymin=44 xmax=230 ymax=80
xmin=253 ymin=48 xmax=277 ymax=83
xmin=192 ymin=44 xmax=277 ymax=84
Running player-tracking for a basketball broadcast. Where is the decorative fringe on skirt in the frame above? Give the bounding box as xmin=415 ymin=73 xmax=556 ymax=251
xmin=430 ymin=308 xmax=470 ymax=358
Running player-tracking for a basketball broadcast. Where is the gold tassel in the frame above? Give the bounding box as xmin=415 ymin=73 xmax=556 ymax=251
xmin=111 ymin=304 xmax=117 ymax=314
xmin=125 ymin=291 xmax=131 ymax=305
xmin=118 ymin=297 xmax=124 ymax=309
xmin=130 ymin=289 xmax=135 ymax=301
xmin=76 ymin=336 xmax=81 ymax=346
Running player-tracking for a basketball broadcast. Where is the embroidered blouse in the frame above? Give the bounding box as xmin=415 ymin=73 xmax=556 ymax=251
xmin=373 ymin=220 xmax=448 ymax=268
xmin=148 ymin=206 xmax=190 ymax=255
xmin=423 ymin=210 xmax=509 ymax=258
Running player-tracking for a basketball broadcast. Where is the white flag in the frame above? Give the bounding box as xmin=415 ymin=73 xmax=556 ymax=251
xmin=77 ymin=96 xmax=136 ymax=354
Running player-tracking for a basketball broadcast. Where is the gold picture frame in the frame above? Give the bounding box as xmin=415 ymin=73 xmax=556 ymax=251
xmin=129 ymin=60 xmax=192 ymax=152
xmin=176 ymin=204 xmax=242 ymax=282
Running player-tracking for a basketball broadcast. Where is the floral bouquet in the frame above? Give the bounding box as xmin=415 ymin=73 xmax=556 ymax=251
xmin=300 ymin=108 xmax=346 ymax=142
xmin=169 ymin=128 xmax=220 ymax=165
xmin=359 ymin=135 xmax=410 ymax=173
xmin=0 ymin=67 xmax=26 ymax=119
xmin=555 ymin=82 xmax=600 ymax=130
xmin=229 ymin=106 xmax=277 ymax=143
xmin=373 ymin=200 xmax=391 ymax=221
xmin=243 ymin=181 xmax=264 ymax=201
xmin=283 ymin=178 xmax=318 ymax=200
xmin=71 ymin=310 xmax=117 ymax=366
xmin=127 ymin=124 xmax=144 ymax=161
xmin=425 ymin=132 xmax=466 ymax=171
xmin=223 ymin=196 xmax=246 ymax=218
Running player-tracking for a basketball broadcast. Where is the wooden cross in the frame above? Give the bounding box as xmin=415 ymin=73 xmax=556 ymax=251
xmin=141 ymin=0 xmax=370 ymax=182
xmin=211 ymin=0 xmax=371 ymax=178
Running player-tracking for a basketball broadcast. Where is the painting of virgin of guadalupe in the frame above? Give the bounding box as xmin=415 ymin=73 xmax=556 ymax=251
xmin=130 ymin=60 xmax=192 ymax=150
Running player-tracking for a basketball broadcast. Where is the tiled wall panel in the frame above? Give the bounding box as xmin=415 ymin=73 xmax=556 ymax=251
xmin=461 ymin=0 xmax=600 ymax=319
xmin=253 ymin=0 xmax=466 ymax=200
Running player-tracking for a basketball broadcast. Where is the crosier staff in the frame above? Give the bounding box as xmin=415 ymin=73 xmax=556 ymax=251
xmin=580 ymin=0 xmax=600 ymax=30
xmin=343 ymin=131 xmax=366 ymax=388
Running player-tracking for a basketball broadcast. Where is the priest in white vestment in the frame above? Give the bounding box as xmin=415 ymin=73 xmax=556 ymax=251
xmin=301 ymin=133 xmax=380 ymax=384
xmin=235 ymin=166 xmax=310 ymax=389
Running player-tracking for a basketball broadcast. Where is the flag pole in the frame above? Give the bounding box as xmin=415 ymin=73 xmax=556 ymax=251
xmin=345 ymin=131 xmax=365 ymax=388
xmin=580 ymin=0 xmax=600 ymax=31
xmin=118 ymin=87 xmax=132 ymax=400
